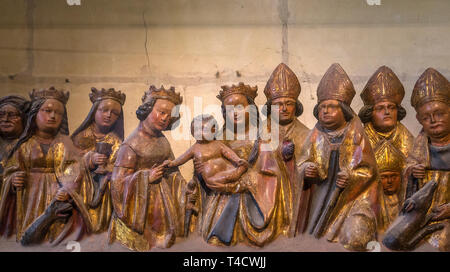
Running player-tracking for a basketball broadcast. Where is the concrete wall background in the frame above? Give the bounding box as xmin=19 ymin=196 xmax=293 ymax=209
xmin=0 ymin=0 xmax=449 ymax=180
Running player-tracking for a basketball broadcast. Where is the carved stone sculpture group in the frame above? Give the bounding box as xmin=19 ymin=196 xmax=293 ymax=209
xmin=0 ymin=63 xmax=449 ymax=251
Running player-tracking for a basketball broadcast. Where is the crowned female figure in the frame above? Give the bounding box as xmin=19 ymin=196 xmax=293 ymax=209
xmin=109 ymin=85 xmax=187 ymax=251
xmin=190 ymin=82 xmax=291 ymax=247
xmin=71 ymin=87 xmax=126 ymax=233
xmin=0 ymin=87 xmax=91 ymax=245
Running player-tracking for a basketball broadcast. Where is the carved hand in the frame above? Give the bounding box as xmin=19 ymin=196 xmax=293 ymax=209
xmin=146 ymin=164 xmax=165 ymax=184
xmin=91 ymin=152 xmax=108 ymax=166
xmin=237 ymin=159 xmax=249 ymax=169
xmin=336 ymin=170 xmax=350 ymax=189
xmin=193 ymin=160 xmax=205 ymax=175
xmin=304 ymin=164 xmax=319 ymax=180
xmin=186 ymin=180 xmax=199 ymax=213
xmin=55 ymin=188 xmax=70 ymax=202
xmin=402 ymin=198 xmax=416 ymax=213
xmin=162 ymin=160 xmax=173 ymax=168
xmin=432 ymin=203 xmax=450 ymax=221
xmin=412 ymin=163 xmax=426 ymax=179
xmin=11 ymin=171 xmax=26 ymax=189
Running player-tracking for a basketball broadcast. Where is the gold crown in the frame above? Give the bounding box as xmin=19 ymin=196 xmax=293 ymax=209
xmin=89 ymin=87 xmax=126 ymax=105
xmin=142 ymin=85 xmax=183 ymax=105
xmin=411 ymin=68 xmax=450 ymax=109
xmin=361 ymin=66 xmax=405 ymax=106
xmin=375 ymin=142 xmax=406 ymax=173
xmin=264 ymin=63 xmax=301 ymax=101
xmin=216 ymin=82 xmax=258 ymax=102
xmin=317 ymin=63 xmax=356 ymax=106
xmin=29 ymin=86 xmax=70 ymax=105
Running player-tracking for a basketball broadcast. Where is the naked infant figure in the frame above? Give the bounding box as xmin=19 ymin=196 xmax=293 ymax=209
xmin=164 ymin=114 xmax=248 ymax=191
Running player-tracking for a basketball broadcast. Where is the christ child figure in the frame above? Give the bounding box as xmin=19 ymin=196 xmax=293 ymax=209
xmin=164 ymin=114 xmax=248 ymax=191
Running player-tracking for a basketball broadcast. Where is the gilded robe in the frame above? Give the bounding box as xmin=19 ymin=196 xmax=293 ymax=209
xmin=72 ymin=124 xmax=121 ymax=233
xmin=0 ymin=134 xmax=91 ymax=244
xmin=297 ymin=117 xmax=378 ymax=250
xmin=404 ymin=131 xmax=450 ymax=251
xmin=365 ymin=122 xmax=414 ymax=232
xmin=109 ymin=128 xmax=186 ymax=251
xmin=194 ymin=127 xmax=292 ymax=247
xmin=260 ymin=118 xmax=310 ymax=235
xmin=0 ymin=137 xmax=18 ymax=237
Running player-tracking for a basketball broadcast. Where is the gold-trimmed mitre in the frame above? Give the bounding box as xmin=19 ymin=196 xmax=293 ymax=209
xmin=411 ymin=68 xmax=450 ymax=109
xmin=317 ymin=63 xmax=356 ymax=106
xmin=29 ymin=86 xmax=70 ymax=105
xmin=264 ymin=63 xmax=301 ymax=101
xmin=89 ymin=87 xmax=126 ymax=105
xmin=142 ymin=85 xmax=183 ymax=106
xmin=216 ymin=82 xmax=258 ymax=102
xmin=361 ymin=66 xmax=405 ymax=106
xmin=375 ymin=142 xmax=405 ymax=173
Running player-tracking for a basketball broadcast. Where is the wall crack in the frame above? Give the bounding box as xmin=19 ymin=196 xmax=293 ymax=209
xmin=142 ymin=10 xmax=151 ymax=79
xmin=278 ymin=0 xmax=289 ymax=65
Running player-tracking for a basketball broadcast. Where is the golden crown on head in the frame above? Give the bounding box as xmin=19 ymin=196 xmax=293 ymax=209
xmin=142 ymin=85 xmax=183 ymax=105
xmin=29 ymin=86 xmax=70 ymax=105
xmin=216 ymin=82 xmax=258 ymax=102
xmin=89 ymin=87 xmax=126 ymax=105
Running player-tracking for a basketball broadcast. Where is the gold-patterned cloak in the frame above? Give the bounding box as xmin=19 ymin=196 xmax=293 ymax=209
xmin=365 ymin=122 xmax=414 ymax=232
xmin=297 ymin=117 xmax=378 ymax=250
xmin=109 ymin=128 xmax=186 ymax=251
xmin=260 ymin=118 xmax=310 ymax=235
xmin=72 ymin=123 xmax=121 ymax=233
xmin=404 ymin=131 xmax=450 ymax=251
xmin=196 ymin=132 xmax=291 ymax=247
xmin=0 ymin=133 xmax=92 ymax=244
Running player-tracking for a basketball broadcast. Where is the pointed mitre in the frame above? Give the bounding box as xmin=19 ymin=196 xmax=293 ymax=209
xmin=361 ymin=66 xmax=405 ymax=106
xmin=375 ymin=142 xmax=406 ymax=173
xmin=411 ymin=68 xmax=450 ymax=109
xmin=317 ymin=63 xmax=356 ymax=106
xmin=264 ymin=63 xmax=301 ymax=101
